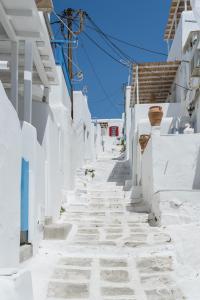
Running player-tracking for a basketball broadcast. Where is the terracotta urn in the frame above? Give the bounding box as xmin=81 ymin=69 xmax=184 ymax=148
xmin=139 ymin=134 xmax=151 ymax=154
xmin=148 ymin=106 xmax=163 ymax=126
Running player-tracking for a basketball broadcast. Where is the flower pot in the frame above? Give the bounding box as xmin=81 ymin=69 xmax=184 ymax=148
xmin=148 ymin=106 xmax=163 ymax=126
xmin=139 ymin=134 xmax=151 ymax=154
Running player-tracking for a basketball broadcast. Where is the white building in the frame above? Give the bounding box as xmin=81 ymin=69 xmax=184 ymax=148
xmin=125 ymin=0 xmax=200 ymax=225
xmin=93 ymin=118 xmax=124 ymax=157
xmin=0 ymin=1 xmax=95 ymax=298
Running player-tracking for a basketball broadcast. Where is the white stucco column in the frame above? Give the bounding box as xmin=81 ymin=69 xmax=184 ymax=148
xmin=24 ymin=40 xmax=33 ymax=123
xmin=151 ymin=126 xmax=161 ymax=135
xmin=10 ymin=41 xmax=19 ymax=113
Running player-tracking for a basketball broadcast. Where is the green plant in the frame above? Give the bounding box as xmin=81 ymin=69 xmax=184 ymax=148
xmin=60 ymin=206 xmax=66 ymax=214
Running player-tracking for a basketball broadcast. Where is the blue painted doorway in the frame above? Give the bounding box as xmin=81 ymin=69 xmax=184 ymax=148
xmin=20 ymin=158 xmax=29 ymax=245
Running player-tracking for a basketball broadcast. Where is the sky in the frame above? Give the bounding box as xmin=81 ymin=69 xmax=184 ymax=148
xmin=52 ymin=0 xmax=171 ymax=119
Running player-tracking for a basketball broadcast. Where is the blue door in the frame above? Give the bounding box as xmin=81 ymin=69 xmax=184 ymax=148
xmin=20 ymin=158 xmax=29 ymax=245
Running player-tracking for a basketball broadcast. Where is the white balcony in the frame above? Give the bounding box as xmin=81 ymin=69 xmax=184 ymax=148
xmin=168 ymin=11 xmax=200 ymax=61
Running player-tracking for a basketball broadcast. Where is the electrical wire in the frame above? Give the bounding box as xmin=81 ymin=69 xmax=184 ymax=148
xmin=52 ymin=10 xmax=192 ymax=96
xmin=83 ymin=20 xmax=130 ymax=63
xmin=55 ymin=15 xmax=132 ymax=67
xmin=85 ymin=15 xmax=191 ymax=92
xmin=80 ymin=42 xmax=122 ymax=114
xmin=84 ymin=22 xmax=168 ymax=57
xmin=81 ymin=30 xmax=128 ymax=67
xmin=85 ymin=14 xmax=136 ymax=64
xmin=52 ymin=10 xmax=77 ymax=38
xmin=63 ymin=51 xmax=82 ymax=72
xmin=90 ymin=89 xmax=121 ymax=103
xmin=85 ymin=14 xmax=192 ymax=92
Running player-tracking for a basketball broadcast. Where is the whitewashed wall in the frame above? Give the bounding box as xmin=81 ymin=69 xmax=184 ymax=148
xmin=125 ymin=86 xmax=132 ymax=160
xmin=142 ymin=133 xmax=200 ymax=208
xmin=167 ymin=7 xmax=200 ymax=132
xmin=73 ymin=91 xmax=95 ymax=166
xmin=0 ymin=82 xmax=21 ymax=267
xmin=21 ymin=122 xmax=45 ymax=255
xmin=168 ymin=11 xmax=199 ymax=61
xmin=129 ymin=103 xmax=181 ymax=186
xmin=0 ymin=65 xmax=95 ymax=265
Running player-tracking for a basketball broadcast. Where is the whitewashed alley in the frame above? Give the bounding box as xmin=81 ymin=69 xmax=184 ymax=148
xmin=22 ymin=146 xmax=187 ymax=300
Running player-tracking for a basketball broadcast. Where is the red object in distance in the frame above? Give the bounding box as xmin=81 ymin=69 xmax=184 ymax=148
xmin=109 ymin=126 xmax=119 ymax=137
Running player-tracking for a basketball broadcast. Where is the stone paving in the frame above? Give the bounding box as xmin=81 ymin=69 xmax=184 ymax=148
xmin=40 ymin=153 xmax=186 ymax=300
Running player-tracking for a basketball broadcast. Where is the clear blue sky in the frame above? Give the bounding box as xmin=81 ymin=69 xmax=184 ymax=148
xmin=52 ymin=0 xmax=171 ymax=119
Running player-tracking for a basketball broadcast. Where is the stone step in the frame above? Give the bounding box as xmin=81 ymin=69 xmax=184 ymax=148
xmin=131 ymin=186 xmax=143 ymax=200
xmin=45 ymin=216 xmax=53 ymax=226
xmin=20 ymin=244 xmax=33 ymax=263
xmin=88 ymin=191 xmax=125 ymax=196
xmin=44 ymin=223 xmax=72 ymax=240
xmin=47 ymin=281 xmax=89 ymax=299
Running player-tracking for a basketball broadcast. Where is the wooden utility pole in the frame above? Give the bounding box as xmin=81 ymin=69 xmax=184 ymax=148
xmin=63 ymin=8 xmax=86 ymax=119
xmin=66 ymin=8 xmax=73 ymax=80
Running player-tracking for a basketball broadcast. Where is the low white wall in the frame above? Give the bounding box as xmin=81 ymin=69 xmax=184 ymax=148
xmin=0 ymin=65 xmax=95 ymax=266
xmin=142 ymin=133 xmax=200 ymax=208
xmin=0 ymin=82 xmax=21 ymax=267
xmin=125 ymin=86 xmax=132 ymax=160
xmin=130 ymin=103 xmax=181 ymax=185
xmin=0 ymin=270 xmax=33 ymax=300
xmin=31 ymin=66 xmax=76 ymax=219
xmin=151 ymin=190 xmax=200 ymax=226
xmin=21 ymin=122 xmax=45 ymax=254
xmin=73 ymin=91 xmax=95 ymax=165
xmin=32 ymin=101 xmax=62 ymax=222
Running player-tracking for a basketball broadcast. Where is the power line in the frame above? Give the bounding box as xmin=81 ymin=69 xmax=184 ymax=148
xmin=84 ymin=22 xmax=168 ymax=57
xmin=81 ymin=30 xmax=128 ymax=67
xmin=90 ymin=89 xmax=121 ymax=103
xmin=53 ymin=10 xmax=191 ymax=94
xmin=85 ymin=14 xmax=135 ymax=64
xmin=80 ymin=42 xmax=122 ymax=115
xmin=85 ymin=14 xmax=191 ymax=92
xmin=52 ymin=10 xmax=77 ymax=38
xmin=85 ymin=16 xmax=132 ymax=63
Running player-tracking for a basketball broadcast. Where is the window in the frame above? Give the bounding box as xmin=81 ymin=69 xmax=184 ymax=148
xmin=109 ymin=126 xmax=119 ymax=137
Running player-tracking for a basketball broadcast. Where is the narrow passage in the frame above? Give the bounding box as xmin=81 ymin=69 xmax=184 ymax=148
xmin=27 ymin=149 xmax=184 ymax=300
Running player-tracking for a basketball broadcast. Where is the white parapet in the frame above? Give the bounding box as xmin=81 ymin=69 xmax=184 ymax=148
xmin=0 ymin=269 xmax=33 ymax=300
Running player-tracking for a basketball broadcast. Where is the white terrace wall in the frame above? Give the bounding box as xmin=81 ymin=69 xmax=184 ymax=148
xmin=0 ymin=82 xmax=21 ymax=267
xmin=93 ymin=122 xmax=102 ymax=158
xmin=125 ymin=86 xmax=132 ymax=160
xmin=142 ymin=133 xmax=200 ymax=209
xmin=73 ymin=91 xmax=95 ymax=167
xmin=129 ymin=103 xmax=181 ymax=185
xmin=32 ymin=66 xmax=73 ymax=220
